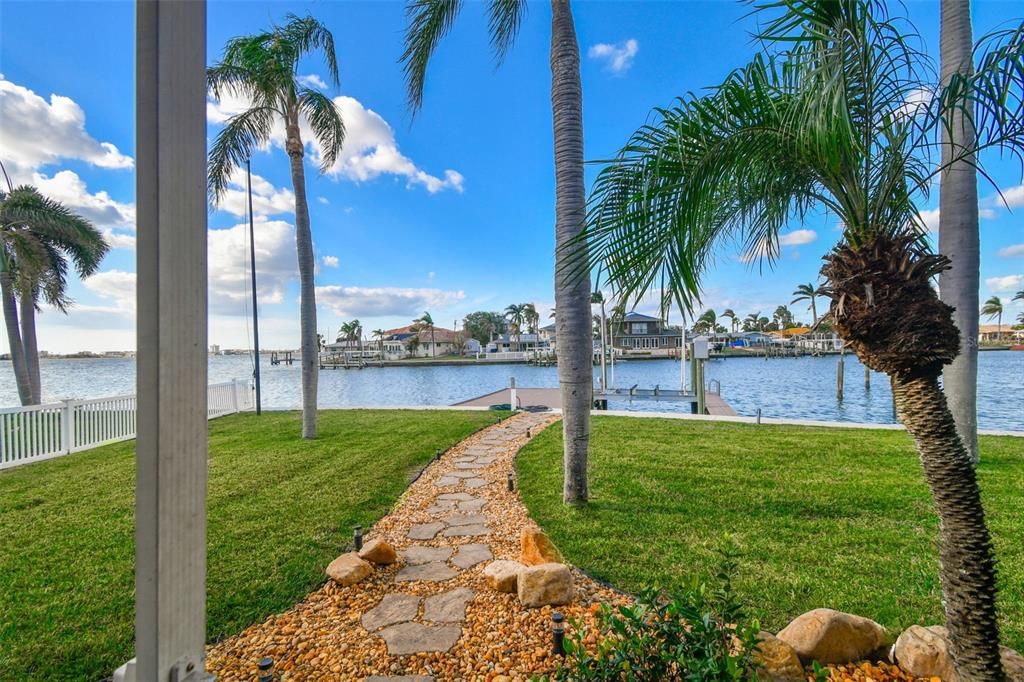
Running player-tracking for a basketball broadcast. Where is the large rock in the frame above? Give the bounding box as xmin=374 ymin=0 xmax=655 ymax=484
xmin=517 ymin=562 xmax=574 ymax=608
xmin=520 ymin=527 xmax=563 ymax=566
xmin=359 ymin=538 xmax=397 ymax=565
xmin=483 ymin=560 xmax=524 ymax=593
xmin=777 ymin=609 xmax=886 ymax=664
xmin=326 ymin=552 xmax=373 ymax=586
xmin=753 ymin=631 xmax=805 ymax=682
xmin=894 ymin=625 xmax=1024 ymax=682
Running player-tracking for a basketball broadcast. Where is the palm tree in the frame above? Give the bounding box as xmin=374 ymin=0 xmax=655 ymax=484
xmin=981 ymin=296 xmax=1003 ymax=341
xmin=504 ymin=303 xmax=525 ymax=352
xmin=1014 ymin=289 xmax=1024 ymax=302
xmin=742 ymin=312 xmax=761 ymax=333
xmin=1 ymin=186 xmax=108 ymax=405
xmin=207 ymin=14 xmax=346 ymax=440
xmin=582 ymin=3 xmax=1024 ymax=676
xmin=696 ymin=309 xmax=717 ymax=335
xmin=402 ymin=0 xmax=593 ymax=504
xmin=939 ymin=0 xmax=982 ymax=464
xmin=372 ymin=328 xmax=386 ymax=350
xmin=414 ymin=311 xmax=435 ymax=357
xmin=523 ymin=303 xmax=540 ymax=334
xmin=773 ymin=304 xmax=795 ymax=330
xmin=791 ymin=282 xmax=823 ymax=326
xmin=721 ymin=308 xmax=738 ymax=333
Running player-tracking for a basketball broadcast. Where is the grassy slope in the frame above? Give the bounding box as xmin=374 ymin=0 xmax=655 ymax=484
xmin=518 ymin=417 xmax=1023 ymax=650
xmin=0 ymin=409 xmax=505 ymax=681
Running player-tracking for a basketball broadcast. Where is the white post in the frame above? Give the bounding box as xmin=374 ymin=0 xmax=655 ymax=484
xmin=61 ymin=399 xmax=74 ymax=454
xmin=510 ymin=376 xmax=518 ymax=412
xmin=116 ymin=2 xmax=211 ymax=681
xmin=231 ymin=379 xmax=240 ymax=413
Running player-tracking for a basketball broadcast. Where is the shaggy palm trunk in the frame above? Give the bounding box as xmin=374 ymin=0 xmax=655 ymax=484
xmin=1 ymin=272 xmax=32 ymax=405
xmin=19 ymin=291 xmax=41 ymax=403
xmin=286 ymin=114 xmax=319 ymax=439
xmin=938 ymin=0 xmax=980 ymax=464
xmin=892 ymin=375 xmax=1004 ymax=680
xmin=824 ymin=235 xmax=1003 ymax=680
xmin=551 ymin=0 xmax=592 ymax=503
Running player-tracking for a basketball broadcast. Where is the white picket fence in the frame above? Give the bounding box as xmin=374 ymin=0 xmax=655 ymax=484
xmin=0 ymin=380 xmax=253 ymax=470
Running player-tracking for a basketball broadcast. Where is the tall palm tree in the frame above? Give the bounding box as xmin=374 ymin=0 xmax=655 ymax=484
xmin=504 ymin=303 xmax=525 ymax=352
xmin=791 ymin=282 xmax=822 ymax=326
xmin=721 ymin=308 xmax=738 ymax=333
xmin=207 ymin=14 xmax=346 ymax=440
xmin=1 ymin=186 xmax=107 ymax=405
xmin=981 ymin=296 xmax=1003 ymax=341
xmin=414 ymin=311 xmax=435 ymax=357
xmin=939 ymin=0 xmax=981 ymax=464
xmin=402 ymin=0 xmax=593 ymax=504
xmin=581 ymin=3 xmax=1024 ymax=676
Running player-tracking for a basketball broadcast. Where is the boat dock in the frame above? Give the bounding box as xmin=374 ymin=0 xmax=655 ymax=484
xmin=454 ymin=386 xmax=736 ymax=416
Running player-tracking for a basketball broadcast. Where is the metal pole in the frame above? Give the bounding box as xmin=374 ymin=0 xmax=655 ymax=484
xmin=837 ymin=350 xmax=845 ymax=401
xmin=599 ymin=307 xmax=607 ymax=391
xmin=246 ymin=159 xmax=262 ymax=416
xmin=864 ymin=365 xmax=870 ymax=390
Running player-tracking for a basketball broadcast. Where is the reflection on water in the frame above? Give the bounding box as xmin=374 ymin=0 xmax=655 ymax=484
xmin=1 ymin=351 xmax=1021 ymax=431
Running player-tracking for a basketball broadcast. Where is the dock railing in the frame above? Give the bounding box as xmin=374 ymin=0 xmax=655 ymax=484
xmin=0 ymin=379 xmax=253 ymax=470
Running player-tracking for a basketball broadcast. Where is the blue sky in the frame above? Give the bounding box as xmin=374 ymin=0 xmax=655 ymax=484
xmin=1 ymin=0 xmax=1022 ymax=353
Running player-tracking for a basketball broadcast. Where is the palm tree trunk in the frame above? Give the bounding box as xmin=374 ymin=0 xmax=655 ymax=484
xmin=19 ymin=290 xmax=41 ymax=403
xmin=810 ymin=297 xmax=818 ymax=327
xmin=891 ymin=374 xmax=1004 ymax=680
xmin=286 ymin=117 xmax=319 ymax=439
xmin=1 ymin=271 xmax=32 ymax=405
xmin=938 ymin=0 xmax=980 ymax=464
xmin=551 ymin=0 xmax=591 ymax=504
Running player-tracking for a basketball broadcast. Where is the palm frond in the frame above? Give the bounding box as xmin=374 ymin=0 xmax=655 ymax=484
xmin=298 ymin=89 xmax=346 ymax=172
xmin=281 ymin=14 xmax=341 ymax=86
xmin=401 ymin=0 xmax=464 ymax=114
xmin=207 ymin=107 xmax=277 ymax=203
xmin=488 ymin=0 xmax=526 ymax=64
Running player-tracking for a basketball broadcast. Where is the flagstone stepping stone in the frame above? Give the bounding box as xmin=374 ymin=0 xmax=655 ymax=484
xmin=407 ymin=522 xmax=445 ymax=540
xmin=443 ymin=524 xmax=489 ymax=538
xmin=361 ymin=593 xmax=421 ymax=632
xmin=425 ymin=504 xmax=456 ymax=515
xmin=454 ymin=462 xmax=485 ymax=470
xmin=458 ymin=498 xmax=486 ymax=513
xmin=464 ymin=478 xmax=487 ymax=489
xmin=394 ymin=562 xmax=457 ymax=583
xmin=473 ymin=457 xmax=497 ymax=465
xmin=377 ymin=622 xmax=463 ymax=655
xmin=402 ymin=545 xmax=453 ymax=565
xmin=435 ymin=476 xmax=460 ymax=487
xmin=437 ymin=492 xmax=476 ymax=501
xmin=443 ymin=513 xmax=488 ymax=527
xmin=423 ymin=587 xmax=477 ymax=623
xmin=451 ymin=543 xmax=492 ymax=569
xmin=449 ymin=470 xmax=480 ymax=479
xmin=365 ymin=676 xmax=434 ymax=682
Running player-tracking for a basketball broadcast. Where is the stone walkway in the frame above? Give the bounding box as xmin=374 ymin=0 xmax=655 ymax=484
xmin=206 ymin=410 xmax=620 ymax=681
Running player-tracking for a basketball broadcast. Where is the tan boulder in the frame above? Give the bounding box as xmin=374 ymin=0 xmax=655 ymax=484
xmin=358 ymin=538 xmax=397 ymax=565
xmin=894 ymin=625 xmax=1024 ymax=682
xmin=483 ymin=560 xmax=524 ymax=593
xmin=517 ymin=562 xmax=574 ymax=608
xmin=753 ymin=631 xmax=805 ymax=682
xmin=326 ymin=552 xmax=373 ymax=586
xmin=520 ymin=527 xmax=563 ymax=566
xmin=777 ymin=608 xmax=886 ymax=664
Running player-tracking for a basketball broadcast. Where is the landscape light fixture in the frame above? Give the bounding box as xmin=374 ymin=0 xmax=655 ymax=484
xmin=257 ymin=657 xmax=274 ymax=682
xmin=354 ymin=525 xmax=363 ymax=551
xmin=435 ymin=448 xmax=442 ymax=461
xmin=552 ymin=612 xmax=566 ymax=656
xmin=507 ymin=472 xmax=515 ymax=492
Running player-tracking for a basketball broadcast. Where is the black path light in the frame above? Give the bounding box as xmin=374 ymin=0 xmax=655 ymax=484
xmin=552 ymin=612 xmax=566 ymax=656
xmin=257 ymin=657 xmax=274 ymax=682
xmin=507 ymin=472 xmax=515 ymax=492
xmin=435 ymin=448 xmax=442 ymax=461
xmin=354 ymin=525 xmax=363 ymax=551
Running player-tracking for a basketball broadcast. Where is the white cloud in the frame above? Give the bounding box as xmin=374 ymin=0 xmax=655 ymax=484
xmin=322 ymin=255 xmax=339 ymax=268
xmin=207 ymin=91 xmax=463 ymax=193
xmin=979 ymin=208 xmax=998 ymax=220
xmin=1000 ymin=184 xmax=1024 ymax=208
xmin=998 ymin=244 xmax=1024 ymax=258
xmin=0 ymin=76 xmax=133 ymax=176
xmin=318 ymin=196 xmax=329 ymax=205
xmin=778 ymin=229 xmax=817 ymax=246
xmin=315 ymin=286 xmax=465 ymax=317
xmin=208 ymin=219 xmax=298 ymax=315
xmin=297 ymin=74 xmax=328 ymax=89
xmin=83 ymin=270 xmax=136 ymax=312
xmin=985 ymin=274 xmax=1024 ymax=292
xmin=214 ymin=168 xmax=295 ymax=218
xmin=588 ymin=39 xmax=639 ymax=75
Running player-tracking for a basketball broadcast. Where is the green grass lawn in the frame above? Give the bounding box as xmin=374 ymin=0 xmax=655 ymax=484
xmin=0 ymin=409 xmax=505 ymax=681
xmin=518 ymin=417 xmax=1023 ymax=650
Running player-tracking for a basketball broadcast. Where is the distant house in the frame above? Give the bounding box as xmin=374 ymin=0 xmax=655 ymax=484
xmin=374 ymin=325 xmax=463 ymax=358
xmin=612 ymin=312 xmax=682 ymax=351
xmin=486 ymin=332 xmax=549 ymax=354
xmin=978 ymin=324 xmax=1024 ymax=343
xmin=729 ymin=331 xmax=774 ymax=347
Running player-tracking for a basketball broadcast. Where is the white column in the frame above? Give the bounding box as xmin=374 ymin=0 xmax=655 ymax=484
xmin=117 ymin=1 xmax=211 ymax=681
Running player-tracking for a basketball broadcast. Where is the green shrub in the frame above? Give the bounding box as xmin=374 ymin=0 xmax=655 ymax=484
xmin=551 ymin=538 xmax=761 ymax=681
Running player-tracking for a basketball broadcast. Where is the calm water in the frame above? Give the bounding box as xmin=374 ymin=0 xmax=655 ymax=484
xmin=1 ymin=351 xmax=1021 ymax=431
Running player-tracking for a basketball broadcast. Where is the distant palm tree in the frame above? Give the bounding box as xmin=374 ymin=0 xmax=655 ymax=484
xmin=523 ymin=302 xmax=539 ymax=334
xmin=207 ymin=14 xmax=346 ymax=440
xmin=1 ymin=186 xmax=108 ymax=405
xmin=721 ymin=308 xmax=738 ymax=333
xmin=1013 ymin=289 xmax=1024 ymax=302
xmin=403 ymin=0 xmax=593 ymax=504
xmin=504 ymin=303 xmax=526 ymax=352
xmin=981 ymin=296 xmax=1004 ymax=341
xmin=414 ymin=311 xmax=435 ymax=357
xmin=696 ymin=309 xmax=717 ymax=334
xmin=372 ymin=328 xmax=386 ymax=350
xmin=742 ymin=312 xmax=761 ymax=332
xmin=791 ymin=282 xmax=823 ymax=326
